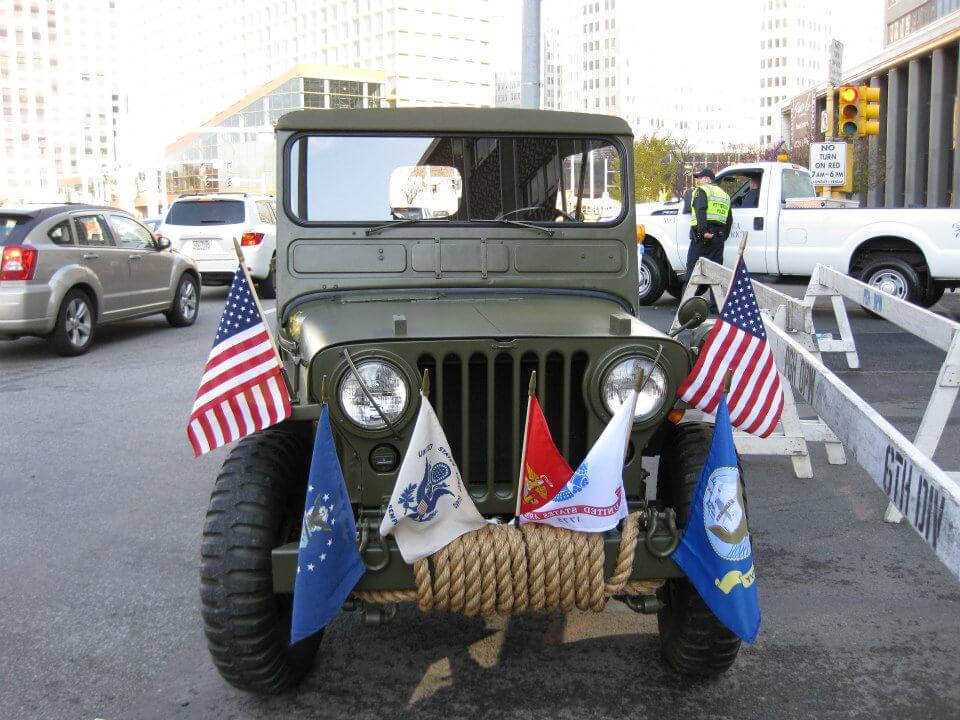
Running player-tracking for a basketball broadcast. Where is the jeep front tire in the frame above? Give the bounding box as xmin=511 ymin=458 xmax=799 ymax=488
xmin=656 ymin=422 xmax=743 ymax=676
xmin=200 ymin=424 xmax=320 ymax=693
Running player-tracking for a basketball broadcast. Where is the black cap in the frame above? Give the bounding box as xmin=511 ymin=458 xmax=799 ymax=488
xmin=693 ymin=168 xmax=715 ymax=180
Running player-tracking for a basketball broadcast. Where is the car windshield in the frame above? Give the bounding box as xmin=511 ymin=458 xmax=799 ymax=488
xmin=166 ymin=200 xmax=245 ymax=225
xmin=0 ymin=214 xmax=32 ymax=245
xmin=287 ymin=134 xmax=624 ymax=224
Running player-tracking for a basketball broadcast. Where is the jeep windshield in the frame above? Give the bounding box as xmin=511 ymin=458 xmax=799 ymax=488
xmin=287 ymin=135 xmax=625 ymax=225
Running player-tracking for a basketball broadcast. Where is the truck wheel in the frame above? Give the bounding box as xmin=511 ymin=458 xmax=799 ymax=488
xmin=48 ymin=288 xmax=96 ymax=356
xmin=165 ymin=274 xmax=199 ymax=327
xmin=201 ymin=424 xmax=320 ymax=693
xmin=858 ymin=255 xmax=922 ymax=305
xmin=258 ymin=255 xmax=277 ymax=300
xmin=665 ymin=270 xmax=684 ymax=300
xmin=656 ymin=422 xmax=742 ymax=676
xmin=921 ymin=283 xmax=945 ymax=308
xmin=638 ymin=252 xmax=666 ymax=306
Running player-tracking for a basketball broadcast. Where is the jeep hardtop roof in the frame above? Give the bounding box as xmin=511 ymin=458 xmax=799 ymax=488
xmin=275 ymin=108 xmax=633 ymax=137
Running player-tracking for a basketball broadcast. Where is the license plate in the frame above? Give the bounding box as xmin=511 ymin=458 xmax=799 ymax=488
xmin=192 ymin=239 xmax=211 ymax=252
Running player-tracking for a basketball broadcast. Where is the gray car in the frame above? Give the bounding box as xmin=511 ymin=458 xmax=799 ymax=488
xmin=0 ymin=204 xmax=200 ymax=356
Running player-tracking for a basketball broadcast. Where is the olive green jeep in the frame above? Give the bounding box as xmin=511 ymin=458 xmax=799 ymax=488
xmin=200 ymin=108 xmax=742 ymax=693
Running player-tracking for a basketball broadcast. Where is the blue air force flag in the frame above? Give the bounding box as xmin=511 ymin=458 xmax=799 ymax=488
xmin=291 ymin=405 xmax=365 ymax=644
xmin=671 ymin=396 xmax=761 ymax=643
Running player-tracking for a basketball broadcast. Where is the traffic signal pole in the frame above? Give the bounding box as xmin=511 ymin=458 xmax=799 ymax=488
xmin=824 ymin=87 xmax=835 ymax=199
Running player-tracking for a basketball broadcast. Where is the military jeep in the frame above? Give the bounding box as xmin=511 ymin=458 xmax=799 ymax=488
xmin=200 ymin=108 xmax=743 ymax=693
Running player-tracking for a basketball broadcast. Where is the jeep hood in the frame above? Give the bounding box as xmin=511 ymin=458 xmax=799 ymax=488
xmin=287 ymin=291 xmax=665 ymax=359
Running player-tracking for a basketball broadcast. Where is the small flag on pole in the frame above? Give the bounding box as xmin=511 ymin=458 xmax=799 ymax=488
xmin=678 ymin=256 xmax=784 ymax=437
xmin=520 ymin=386 xmax=637 ymax=532
xmin=671 ymin=395 xmax=761 ymax=643
xmin=380 ymin=391 xmax=486 ymax=563
xmin=517 ymin=394 xmax=573 ymax=515
xmin=187 ymin=270 xmax=290 ymax=456
xmin=291 ymin=404 xmax=365 ymax=644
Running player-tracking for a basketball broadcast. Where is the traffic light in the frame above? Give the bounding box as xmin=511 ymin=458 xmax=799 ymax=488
xmin=858 ymin=85 xmax=881 ymax=136
xmin=837 ymin=85 xmax=860 ymax=138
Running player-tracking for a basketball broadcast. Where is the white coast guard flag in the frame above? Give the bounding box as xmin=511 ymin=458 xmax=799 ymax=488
xmin=520 ymin=388 xmax=638 ymax=532
xmin=380 ymin=393 xmax=486 ymax=563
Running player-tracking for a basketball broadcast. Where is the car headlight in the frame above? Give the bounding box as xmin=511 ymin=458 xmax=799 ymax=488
xmin=601 ymin=356 xmax=668 ymax=421
xmin=339 ymin=360 xmax=409 ymax=429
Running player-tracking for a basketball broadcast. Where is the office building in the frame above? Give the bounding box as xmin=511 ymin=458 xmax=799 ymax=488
xmin=0 ymin=0 xmax=124 ymax=204
xmin=886 ymin=0 xmax=960 ymax=45
xmin=164 ymin=65 xmax=389 ymax=200
xmin=143 ymin=0 xmax=495 ymax=144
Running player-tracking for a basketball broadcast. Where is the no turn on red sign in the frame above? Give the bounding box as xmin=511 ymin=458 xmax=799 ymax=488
xmin=810 ymin=142 xmax=848 ymax=187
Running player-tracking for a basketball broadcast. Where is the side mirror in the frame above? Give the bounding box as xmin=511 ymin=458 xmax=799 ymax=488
xmin=670 ymin=296 xmax=709 ymax=336
xmin=156 ymin=236 xmax=171 ymax=250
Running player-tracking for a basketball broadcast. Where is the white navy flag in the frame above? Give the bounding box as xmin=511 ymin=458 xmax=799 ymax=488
xmin=520 ymin=388 xmax=637 ymax=532
xmin=380 ymin=393 xmax=486 ymax=563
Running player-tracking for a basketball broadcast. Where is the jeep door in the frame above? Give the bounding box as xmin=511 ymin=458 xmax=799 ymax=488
xmin=72 ymin=213 xmax=127 ymax=319
xmin=109 ymin=213 xmax=174 ymax=312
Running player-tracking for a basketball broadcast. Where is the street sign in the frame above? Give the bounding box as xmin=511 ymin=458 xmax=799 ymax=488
xmin=809 ymin=141 xmax=848 ymax=186
xmin=789 ymin=89 xmax=816 ymax=156
xmin=829 ymin=39 xmax=843 ymax=87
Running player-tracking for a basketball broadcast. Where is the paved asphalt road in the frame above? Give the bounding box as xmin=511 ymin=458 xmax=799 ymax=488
xmin=2 ymin=285 xmax=960 ymax=720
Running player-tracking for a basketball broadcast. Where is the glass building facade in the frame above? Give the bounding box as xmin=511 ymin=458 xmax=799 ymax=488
xmin=164 ymin=66 xmax=388 ymax=199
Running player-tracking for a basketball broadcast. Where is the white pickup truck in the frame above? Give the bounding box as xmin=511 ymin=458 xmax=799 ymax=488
xmin=636 ymin=161 xmax=960 ymax=307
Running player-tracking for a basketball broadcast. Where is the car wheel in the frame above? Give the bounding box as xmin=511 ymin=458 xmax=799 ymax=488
xmin=166 ymin=274 xmax=199 ymax=327
xmin=201 ymin=423 xmax=321 ymax=694
xmin=48 ymin=288 xmax=96 ymax=356
xmin=656 ymin=422 xmax=743 ymax=676
xmin=259 ymin=255 xmax=277 ymax=300
xmin=858 ymin=255 xmax=923 ymax=306
xmin=638 ymin=252 xmax=666 ymax=306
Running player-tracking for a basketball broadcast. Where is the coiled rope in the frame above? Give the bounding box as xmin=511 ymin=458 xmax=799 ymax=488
xmin=354 ymin=511 xmax=664 ymax=614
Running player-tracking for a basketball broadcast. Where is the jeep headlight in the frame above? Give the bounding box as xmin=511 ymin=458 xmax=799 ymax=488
xmin=339 ymin=360 xmax=408 ymax=429
xmin=601 ymin=356 xmax=667 ymax=421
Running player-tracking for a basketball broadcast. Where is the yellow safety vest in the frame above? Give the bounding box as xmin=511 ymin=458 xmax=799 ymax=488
xmin=690 ymin=183 xmax=731 ymax=227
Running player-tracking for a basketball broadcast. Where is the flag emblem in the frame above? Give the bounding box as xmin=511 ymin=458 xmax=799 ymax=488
xmin=678 ymin=256 xmax=784 ymax=437
xmin=400 ymin=459 xmax=454 ymax=523
xmin=703 ymin=466 xmax=751 ymax=561
xmin=187 ymin=270 xmax=290 ymax=456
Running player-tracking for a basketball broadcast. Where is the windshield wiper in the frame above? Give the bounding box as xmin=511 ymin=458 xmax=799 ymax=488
xmin=365 ymin=218 xmax=428 ymax=236
xmin=488 ymin=219 xmax=554 ymax=237
xmin=365 ymin=218 xmax=554 ymax=237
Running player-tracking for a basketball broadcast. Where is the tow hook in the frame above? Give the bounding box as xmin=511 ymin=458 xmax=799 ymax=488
xmin=642 ymin=506 xmax=680 ymax=558
xmin=358 ymin=514 xmax=390 ymax=572
xmin=360 ymin=602 xmax=398 ymax=627
xmin=623 ymin=594 xmax=665 ymax=614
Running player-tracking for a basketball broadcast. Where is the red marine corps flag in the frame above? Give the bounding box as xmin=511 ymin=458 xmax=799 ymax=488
xmin=515 ymin=373 xmax=573 ymax=516
xmin=678 ymin=255 xmax=784 ymax=437
xmin=187 ymin=269 xmax=290 ymax=456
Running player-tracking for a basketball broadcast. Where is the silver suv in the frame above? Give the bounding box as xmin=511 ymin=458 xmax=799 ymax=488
xmin=0 ymin=204 xmax=200 ymax=356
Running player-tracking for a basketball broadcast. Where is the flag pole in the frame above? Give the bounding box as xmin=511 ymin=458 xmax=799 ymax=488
xmin=421 ymin=367 xmax=430 ymax=397
xmin=715 ymin=231 xmax=749 ymax=312
xmin=232 ymin=238 xmax=291 ymax=394
xmin=514 ymin=370 xmax=537 ymax=518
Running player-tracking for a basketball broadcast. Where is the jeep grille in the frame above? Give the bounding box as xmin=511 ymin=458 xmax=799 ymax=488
xmin=416 ymin=348 xmax=590 ymax=502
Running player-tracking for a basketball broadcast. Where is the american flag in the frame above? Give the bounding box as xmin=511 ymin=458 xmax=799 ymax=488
xmin=678 ymin=256 xmax=784 ymax=438
xmin=187 ymin=270 xmax=290 ymax=456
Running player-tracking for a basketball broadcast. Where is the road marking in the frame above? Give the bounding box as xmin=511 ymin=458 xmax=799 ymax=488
xmin=263 ymin=308 xmax=276 ymax=315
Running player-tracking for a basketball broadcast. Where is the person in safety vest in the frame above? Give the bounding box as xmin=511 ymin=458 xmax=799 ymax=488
xmin=686 ymin=168 xmax=733 ymax=295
